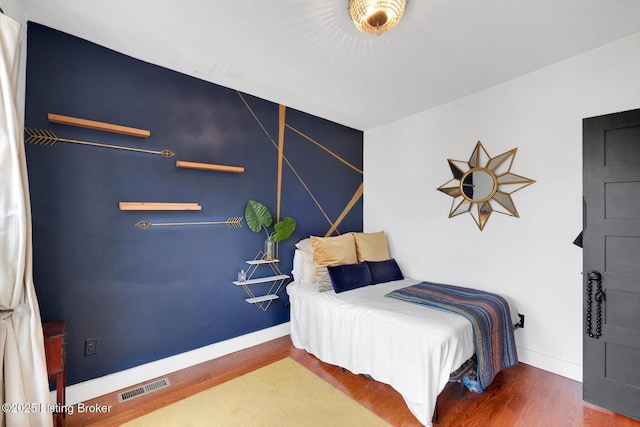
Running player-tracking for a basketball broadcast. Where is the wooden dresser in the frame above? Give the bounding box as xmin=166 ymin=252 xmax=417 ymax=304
xmin=43 ymin=320 xmax=66 ymax=427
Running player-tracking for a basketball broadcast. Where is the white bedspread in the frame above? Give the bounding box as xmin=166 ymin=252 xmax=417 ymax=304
xmin=287 ymin=278 xmax=475 ymax=426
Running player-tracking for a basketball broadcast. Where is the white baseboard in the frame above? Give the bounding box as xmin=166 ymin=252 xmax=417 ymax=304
xmin=517 ymin=345 xmax=582 ymax=382
xmin=54 ymin=322 xmax=290 ymax=406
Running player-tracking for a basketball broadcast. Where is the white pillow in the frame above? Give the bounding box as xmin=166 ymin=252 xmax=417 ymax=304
xmin=292 ymin=249 xmax=303 ymax=282
xmin=291 ymin=248 xmax=317 ymax=285
xmin=295 ymin=238 xmax=313 ymax=254
xmin=294 ymin=238 xmax=316 ymax=285
xmin=300 ymin=251 xmax=316 ymax=285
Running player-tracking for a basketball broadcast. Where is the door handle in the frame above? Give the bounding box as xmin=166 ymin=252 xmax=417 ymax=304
xmin=586 ymin=270 xmax=603 ymax=338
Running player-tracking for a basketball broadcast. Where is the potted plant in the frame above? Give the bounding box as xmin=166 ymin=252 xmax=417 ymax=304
xmin=244 ymin=200 xmax=296 ymax=260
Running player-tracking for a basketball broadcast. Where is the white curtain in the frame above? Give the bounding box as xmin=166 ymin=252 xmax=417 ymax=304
xmin=0 ymin=13 xmax=53 ymax=427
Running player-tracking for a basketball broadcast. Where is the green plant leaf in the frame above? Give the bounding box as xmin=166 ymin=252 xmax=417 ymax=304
xmin=244 ymin=200 xmax=273 ymax=233
xmin=271 ymin=217 xmax=296 ymax=242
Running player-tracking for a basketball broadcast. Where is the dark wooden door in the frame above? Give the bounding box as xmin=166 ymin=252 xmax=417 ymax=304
xmin=583 ymin=108 xmax=640 ymax=421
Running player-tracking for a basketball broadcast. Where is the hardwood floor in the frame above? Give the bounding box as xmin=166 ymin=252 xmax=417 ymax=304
xmin=64 ymin=336 xmax=640 ymax=426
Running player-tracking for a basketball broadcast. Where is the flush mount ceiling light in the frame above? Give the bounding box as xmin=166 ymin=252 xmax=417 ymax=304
xmin=349 ymin=0 xmax=407 ymax=36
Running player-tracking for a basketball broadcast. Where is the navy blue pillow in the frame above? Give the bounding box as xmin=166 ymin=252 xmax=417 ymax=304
xmin=327 ymin=262 xmax=372 ymax=293
xmin=366 ymin=259 xmax=404 ymax=284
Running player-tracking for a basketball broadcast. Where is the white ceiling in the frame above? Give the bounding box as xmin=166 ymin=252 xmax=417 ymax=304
xmin=20 ymin=0 xmax=640 ymax=130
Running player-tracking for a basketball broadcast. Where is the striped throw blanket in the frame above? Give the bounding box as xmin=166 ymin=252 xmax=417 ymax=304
xmin=386 ymin=281 xmax=518 ymax=389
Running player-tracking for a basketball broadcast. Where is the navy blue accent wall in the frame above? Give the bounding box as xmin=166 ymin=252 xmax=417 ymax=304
xmin=25 ymin=23 xmax=363 ymax=385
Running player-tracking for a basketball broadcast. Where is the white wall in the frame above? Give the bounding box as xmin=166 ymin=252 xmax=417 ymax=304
xmin=364 ymin=32 xmax=640 ymax=382
xmin=1 ymin=0 xmax=27 ymax=116
xmin=1 ymin=0 xmax=24 ymax=23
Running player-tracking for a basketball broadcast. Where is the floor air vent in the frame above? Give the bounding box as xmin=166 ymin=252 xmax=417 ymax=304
xmin=117 ymin=377 xmax=171 ymax=403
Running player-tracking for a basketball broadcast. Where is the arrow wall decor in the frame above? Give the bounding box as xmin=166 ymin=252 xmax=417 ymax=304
xmin=24 ymin=128 xmax=175 ymax=158
xmin=135 ymin=217 xmax=243 ymax=230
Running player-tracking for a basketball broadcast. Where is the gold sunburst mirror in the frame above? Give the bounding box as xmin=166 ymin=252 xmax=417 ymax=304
xmin=437 ymin=141 xmax=535 ymax=230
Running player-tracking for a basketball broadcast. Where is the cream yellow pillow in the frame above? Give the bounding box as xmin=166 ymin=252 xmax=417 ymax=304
xmin=311 ymin=234 xmax=357 ymax=291
xmin=311 ymin=233 xmax=357 ymax=266
xmin=353 ymin=231 xmax=391 ymax=262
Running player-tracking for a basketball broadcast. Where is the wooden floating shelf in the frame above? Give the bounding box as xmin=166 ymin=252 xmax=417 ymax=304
xmin=119 ymin=202 xmax=201 ymax=211
xmin=176 ymin=160 xmax=244 ymax=173
xmin=48 ymin=113 xmax=150 ymax=138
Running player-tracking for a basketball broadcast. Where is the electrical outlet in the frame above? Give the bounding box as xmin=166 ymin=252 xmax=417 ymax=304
xmin=518 ymin=314 xmax=525 ymax=329
xmin=85 ymin=338 xmax=98 ymax=356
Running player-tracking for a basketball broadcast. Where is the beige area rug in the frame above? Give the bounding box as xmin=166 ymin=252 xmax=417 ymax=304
xmin=122 ymin=357 xmax=391 ymax=427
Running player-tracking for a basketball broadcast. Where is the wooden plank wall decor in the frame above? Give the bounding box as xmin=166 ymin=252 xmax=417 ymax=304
xmin=119 ymin=202 xmax=202 ymax=211
xmin=176 ymin=160 xmax=245 ymax=173
xmin=48 ymin=113 xmax=151 ymax=138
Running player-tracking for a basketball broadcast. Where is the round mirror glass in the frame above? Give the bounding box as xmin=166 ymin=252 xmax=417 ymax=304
xmin=461 ymin=168 xmax=496 ymax=202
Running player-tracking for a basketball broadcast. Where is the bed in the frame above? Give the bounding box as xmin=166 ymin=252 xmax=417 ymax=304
xmin=286 ymin=232 xmax=519 ymax=426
